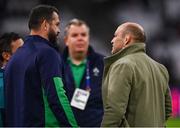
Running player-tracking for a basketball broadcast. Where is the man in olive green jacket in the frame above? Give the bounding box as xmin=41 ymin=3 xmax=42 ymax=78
xmin=101 ymin=22 xmax=172 ymax=127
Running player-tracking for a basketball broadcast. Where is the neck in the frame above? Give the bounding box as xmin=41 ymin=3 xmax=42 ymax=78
xmin=71 ymin=59 xmax=83 ymax=65
xmin=30 ymin=30 xmax=49 ymax=41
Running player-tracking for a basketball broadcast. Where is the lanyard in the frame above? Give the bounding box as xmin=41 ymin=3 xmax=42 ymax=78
xmin=86 ymin=61 xmax=91 ymax=91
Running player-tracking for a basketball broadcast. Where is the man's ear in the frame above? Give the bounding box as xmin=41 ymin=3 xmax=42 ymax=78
xmin=41 ymin=20 xmax=49 ymax=31
xmin=64 ymin=36 xmax=69 ymax=46
xmin=124 ymin=34 xmax=131 ymax=45
xmin=2 ymin=52 xmax=11 ymax=61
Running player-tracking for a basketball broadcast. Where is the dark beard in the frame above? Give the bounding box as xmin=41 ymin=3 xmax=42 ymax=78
xmin=48 ymin=29 xmax=57 ymax=44
xmin=48 ymin=29 xmax=60 ymax=51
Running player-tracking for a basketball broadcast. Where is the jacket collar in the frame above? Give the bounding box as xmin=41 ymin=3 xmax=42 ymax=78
xmin=25 ymin=35 xmax=49 ymax=44
xmin=25 ymin=35 xmax=59 ymax=51
xmin=104 ymin=43 xmax=146 ymax=69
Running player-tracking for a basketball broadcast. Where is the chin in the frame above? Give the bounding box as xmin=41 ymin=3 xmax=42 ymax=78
xmin=112 ymin=50 xmax=118 ymax=54
xmin=76 ymin=49 xmax=85 ymax=53
xmin=111 ymin=50 xmax=115 ymax=54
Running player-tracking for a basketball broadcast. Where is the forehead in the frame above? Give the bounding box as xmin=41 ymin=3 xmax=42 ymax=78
xmin=115 ymin=25 xmax=125 ymax=35
xmin=68 ymin=24 xmax=88 ymax=33
xmin=51 ymin=12 xmax=60 ymax=21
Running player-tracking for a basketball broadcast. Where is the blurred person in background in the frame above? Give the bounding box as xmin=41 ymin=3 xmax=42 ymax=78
xmin=0 ymin=32 xmax=24 ymax=126
xmin=62 ymin=18 xmax=104 ymax=127
xmin=4 ymin=5 xmax=78 ymax=127
xmin=0 ymin=32 xmax=23 ymax=69
xmin=101 ymin=22 xmax=172 ymax=127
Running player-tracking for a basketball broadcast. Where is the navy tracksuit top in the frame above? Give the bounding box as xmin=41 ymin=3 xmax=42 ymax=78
xmin=4 ymin=35 xmax=73 ymax=126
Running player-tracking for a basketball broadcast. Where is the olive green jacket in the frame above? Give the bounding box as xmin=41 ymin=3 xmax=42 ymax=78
xmin=101 ymin=43 xmax=172 ymax=127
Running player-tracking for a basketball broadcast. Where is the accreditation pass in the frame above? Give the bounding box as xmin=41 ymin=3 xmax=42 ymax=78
xmin=71 ymin=88 xmax=90 ymax=110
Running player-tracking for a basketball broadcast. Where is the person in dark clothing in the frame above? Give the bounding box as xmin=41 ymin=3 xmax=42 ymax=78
xmin=4 ymin=5 xmax=78 ymax=127
xmin=0 ymin=32 xmax=24 ymax=126
xmin=62 ymin=18 xmax=104 ymax=127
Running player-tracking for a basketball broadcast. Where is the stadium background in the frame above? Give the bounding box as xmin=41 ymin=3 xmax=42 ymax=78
xmin=0 ymin=0 xmax=179 ymax=126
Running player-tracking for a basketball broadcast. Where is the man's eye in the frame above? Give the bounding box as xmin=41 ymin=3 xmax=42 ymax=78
xmin=72 ymin=34 xmax=78 ymax=37
xmin=81 ymin=33 xmax=86 ymax=37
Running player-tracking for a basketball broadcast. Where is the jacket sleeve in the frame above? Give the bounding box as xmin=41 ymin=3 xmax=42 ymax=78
xmin=37 ymin=49 xmax=78 ymax=127
xmin=101 ymin=62 xmax=133 ymax=127
xmin=163 ymin=66 xmax=172 ymax=120
xmin=165 ymin=87 xmax=172 ymax=120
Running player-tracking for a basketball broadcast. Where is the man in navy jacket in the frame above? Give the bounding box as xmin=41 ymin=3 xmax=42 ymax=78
xmin=4 ymin=5 xmax=78 ymax=127
xmin=62 ymin=18 xmax=104 ymax=127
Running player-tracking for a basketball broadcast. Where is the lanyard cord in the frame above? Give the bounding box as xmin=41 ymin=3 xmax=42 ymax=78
xmin=86 ymin=61 xmax=91 ymax=91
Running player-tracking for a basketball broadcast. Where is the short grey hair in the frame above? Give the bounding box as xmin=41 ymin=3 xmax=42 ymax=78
xmin=64 ymin=18 xmax=90 ymax=36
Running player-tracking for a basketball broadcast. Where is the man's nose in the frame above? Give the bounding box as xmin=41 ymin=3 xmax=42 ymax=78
xmin=57 ymin=29 xmax=60 ymax=36
xmin=57 ymin=31 xmax=60 ymax=36
xmin=111 ymin=38 xmax=114 ymax=44
xmin=77 ymin=35 xmax=84 ymax=40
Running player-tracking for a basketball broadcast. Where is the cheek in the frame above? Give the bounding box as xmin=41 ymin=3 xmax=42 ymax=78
xmin=52 ymin=25 xmax=58 ymax=33
xmin=83 ymin=37 xmax=89 ymax=45
xmin=116 ymin=38 xmax=123 ymax=45
xmin=66 ymin=40 xmax=75 ymax=48
xmin=114 ymin=40 xmax=122 ymax=49
xmin=11 ymin=46 xmax=17 ymax=54
xmin=85 ymin=39 xmax=89 ymax=45
xmin=69 ymin=38 xmax=76 ymax=44
xmin=66 ymin=37 xmax=73 ymax=45
xmin=54 ymin=27 xmax=58 ymax=33
xmin=56 ymin=26 xmax=60 ymax=32
xmin=114 ymin=38 xmax=119 ymax=46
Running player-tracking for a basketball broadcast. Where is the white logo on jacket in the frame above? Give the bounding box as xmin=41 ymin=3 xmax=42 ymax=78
xmin=93 ymin=67 xmax=100 ymax=76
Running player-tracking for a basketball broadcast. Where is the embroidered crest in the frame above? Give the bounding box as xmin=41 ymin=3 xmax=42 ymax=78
xmin=93 ymin=67 xmax=100 ymax=76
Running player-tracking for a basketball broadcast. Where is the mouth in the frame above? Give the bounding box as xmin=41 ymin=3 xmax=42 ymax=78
xmin=76 ymin=44 xmax=84 ymax=48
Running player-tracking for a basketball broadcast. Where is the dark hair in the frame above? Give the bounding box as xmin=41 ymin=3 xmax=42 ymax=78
xmin=0 ymin=32 xmax=21 ymax=62
xmin=64 ymin=18 xmax=90 ymax=36
xmin=28 ymin=5 xmax=59 ymax=30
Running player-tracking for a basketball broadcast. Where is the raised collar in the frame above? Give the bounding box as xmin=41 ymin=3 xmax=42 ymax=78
xmin=104 ymin=43 xmax=146 ymax=67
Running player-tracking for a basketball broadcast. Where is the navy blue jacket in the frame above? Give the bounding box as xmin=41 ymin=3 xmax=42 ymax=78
xmin=62 ymin=46 xmax=104 ymax=127
xmin=4 ymin=35 xmax=76 ymax=127
xmin=0 ymin=68 xmax=4 ymax=126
